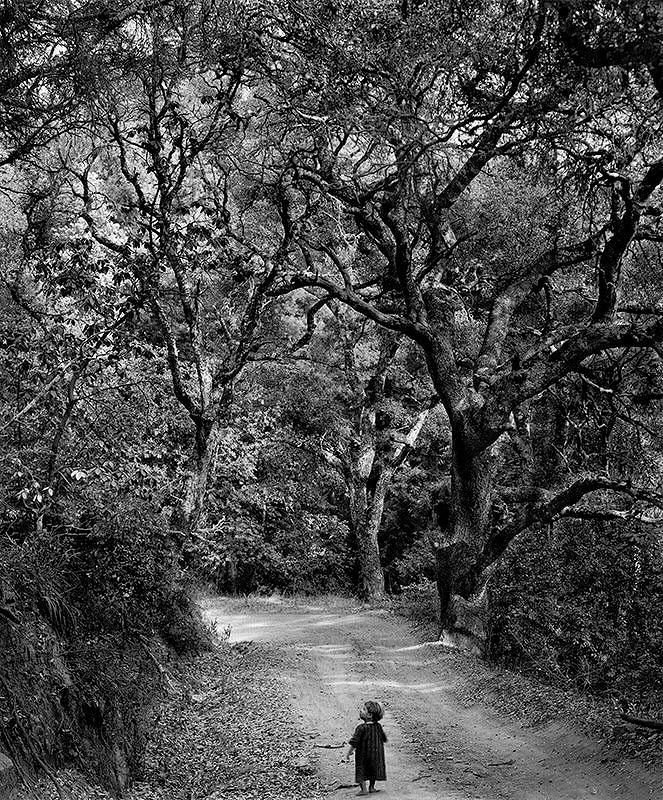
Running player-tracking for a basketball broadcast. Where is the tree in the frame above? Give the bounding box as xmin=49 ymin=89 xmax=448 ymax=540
xmin=53 ymin=1 xmax=292 ymax=542
xmin=0 ymin=0 xmax=180 ymax=165
xmin=265 ymin=0 xmax=663 ymax=639
xmin=308 ymin=313 xmax=436 ymax=600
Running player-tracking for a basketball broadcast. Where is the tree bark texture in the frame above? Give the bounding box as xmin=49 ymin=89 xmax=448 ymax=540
xmin=173 ymin=417 xmax=220 ymax=543
xmin=436 ymin=431 xmax=493 ymax=642
xmin=349 ymin=472 xmax=386 ymax=602
xmin=341 ymin=330 xmax=399 ymax=602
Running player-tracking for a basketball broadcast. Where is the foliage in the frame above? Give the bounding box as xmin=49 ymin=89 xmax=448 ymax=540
xmin=1 ymin=0 xmax=663 ymax=786
xmin=0 ymin=223 xmax=207 ymax=790
xmin=488 ymin=519 xmax=663 ymax=712
xmin=69 ymin=500 xmax=208 ymax=651
xmin=191 ymin=366 xmax=354 ymax=595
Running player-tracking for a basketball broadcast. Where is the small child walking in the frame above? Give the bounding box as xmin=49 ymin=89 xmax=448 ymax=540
xmin=343 ymin=701 xmax=387 ymax=795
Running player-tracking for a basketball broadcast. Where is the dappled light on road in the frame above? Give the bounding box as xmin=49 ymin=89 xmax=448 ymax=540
xmin=327 ymin=678 xmax=448 ymax=694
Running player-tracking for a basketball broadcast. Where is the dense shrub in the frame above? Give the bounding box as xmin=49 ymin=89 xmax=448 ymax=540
xmin=0 ymin=499 xmax=209 ymax=792
xmin=389 ymin=579 xmax=440 ymax=639
xmin=384 ymin=538 xmax=436 ymax=592
xmin=71 ymin=500 xmax=208 ymax=651
xmin=199 ymin=508 xmax=353 ymax=596
xmin=487 ymin=519 xmax=663 ymax=714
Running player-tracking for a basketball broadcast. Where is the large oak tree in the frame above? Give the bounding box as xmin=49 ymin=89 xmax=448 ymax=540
xmin=267 ymin=0 xmax=663 ymax=637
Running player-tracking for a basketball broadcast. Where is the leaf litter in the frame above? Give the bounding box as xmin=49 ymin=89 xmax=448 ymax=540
xmin=130 ymin=642 xmax=327 ymax=800
xmin=15 ymin=641 xmax=328 ymax=800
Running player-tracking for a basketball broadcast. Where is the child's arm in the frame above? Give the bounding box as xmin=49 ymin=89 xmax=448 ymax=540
xmin=343 ymin=724 xmax=361 ymax=762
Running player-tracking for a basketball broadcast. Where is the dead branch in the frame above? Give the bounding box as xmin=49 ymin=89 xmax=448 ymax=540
xmin=619 ymin=713 xmax=663 ymax=732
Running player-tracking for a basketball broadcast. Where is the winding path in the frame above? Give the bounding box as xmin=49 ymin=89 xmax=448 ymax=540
xmin=202 ymin=598 xmax=660 ymax=800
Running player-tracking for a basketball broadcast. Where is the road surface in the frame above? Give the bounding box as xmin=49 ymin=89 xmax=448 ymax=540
xmin=202 ymin=598 xmax=660 ymax=800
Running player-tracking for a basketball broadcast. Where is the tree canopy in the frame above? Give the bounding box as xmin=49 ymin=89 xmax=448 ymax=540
xmin=1 ymin=1 xmax=663 ymax=787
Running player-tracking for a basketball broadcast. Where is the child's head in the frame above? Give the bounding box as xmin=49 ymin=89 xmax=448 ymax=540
xmin=361 ymin=700 xmax=384 ymax=722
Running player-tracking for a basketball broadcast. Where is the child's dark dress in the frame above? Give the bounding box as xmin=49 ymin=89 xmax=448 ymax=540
xmin=349 ymin=721 xmax=387 ymax=783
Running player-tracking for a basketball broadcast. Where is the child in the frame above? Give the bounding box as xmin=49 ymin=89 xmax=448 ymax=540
xmin=342 ymin=700 xmax=387 ymax=795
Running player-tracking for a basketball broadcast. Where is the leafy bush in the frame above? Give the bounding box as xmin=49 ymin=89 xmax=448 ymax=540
xmin=0 ymin=496 xmax=209 ymax=792
xmin=390 ymin=579 xmax=440 ymax=639
xmin=385 ymin=537 xmax=436 ymax=592
xmin=70 ymin=499 xmax=209 ymax=652
xmin=198 ymin=509 xmax=353 ymax=595
xmin=380 ymin=467 xmax=442 ymax=593
xmin=487 ymin=519 xmax=663 ymax=713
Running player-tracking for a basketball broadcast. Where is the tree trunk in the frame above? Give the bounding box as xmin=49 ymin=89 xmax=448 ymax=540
xmin=361 ymin=470 xmax=392 ymax=601
xmin=436 ymin=394 xmax=569 ymax=651
xmin=436 ymin=426 xmax=493 ymax=649
xmin=351 ymin=480 xmax=386 ymax=602
xmin=531 ymin=392 xmax=567 ymax=487
xmin=173 ymin=417 xmax=220 ymax=544
xmin=351 ymin=397 xmax=435 ymax=602
xmin=220 ymin=553 xmax=238 ymax=595
xmin=347 ymin=399 xmax=386 ymax=602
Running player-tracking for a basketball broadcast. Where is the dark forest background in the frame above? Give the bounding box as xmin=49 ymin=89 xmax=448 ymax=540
xmin=1 ymin=0 xmax=662 ymax=793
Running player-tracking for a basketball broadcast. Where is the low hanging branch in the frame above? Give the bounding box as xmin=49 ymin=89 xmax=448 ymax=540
xmin=291 ymin=296 xmax=332 ymax=352
xmin=560 ymin=506 xmax=663 ymax=525
xmin=390 ymin=394 xmax=440 ymax=471
xmin=483 ymin=475 xmax=663 ymax=570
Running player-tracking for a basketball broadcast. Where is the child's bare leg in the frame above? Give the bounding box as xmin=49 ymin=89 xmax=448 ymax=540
xmin=356 ymin=780 xmax=368 ymax=795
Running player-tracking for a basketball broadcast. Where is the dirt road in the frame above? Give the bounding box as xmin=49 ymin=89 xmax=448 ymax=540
xmin=202 ymin=598 xmax=660 ymax=800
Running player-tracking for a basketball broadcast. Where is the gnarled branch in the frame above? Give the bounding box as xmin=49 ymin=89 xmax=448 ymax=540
xmin=482 ymin=475 xmax=663 ymax=572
